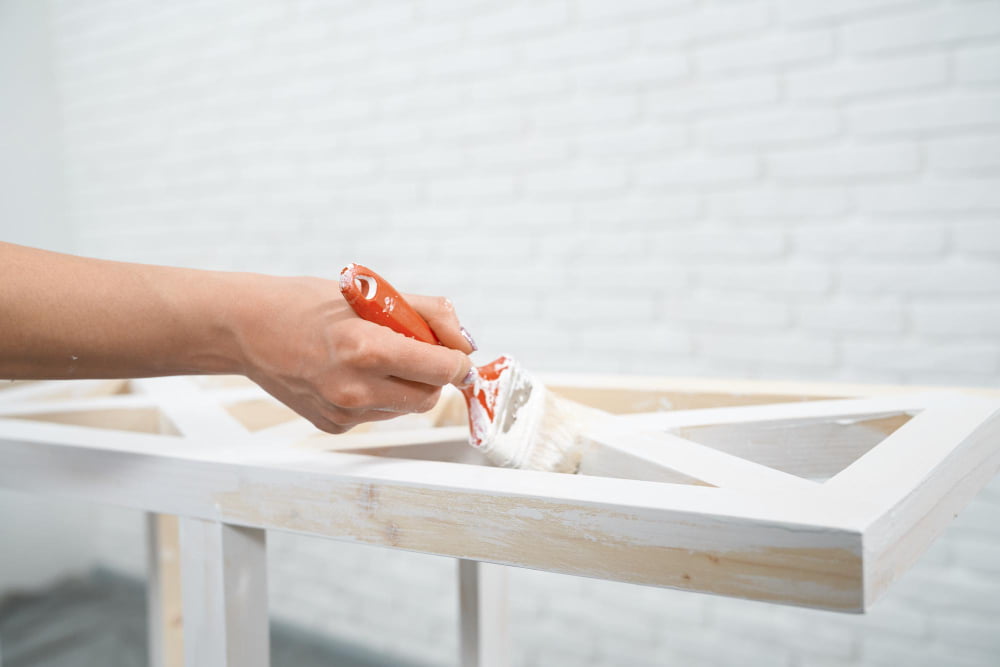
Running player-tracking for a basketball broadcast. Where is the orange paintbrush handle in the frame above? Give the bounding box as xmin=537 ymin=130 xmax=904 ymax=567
xmin=339 ymin=264 xmax=535 ymax=460
xmin=338 ymin=263 xmax=439 ymax=345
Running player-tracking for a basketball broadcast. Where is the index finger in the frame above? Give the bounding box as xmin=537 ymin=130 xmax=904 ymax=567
xmin=366 ymin=322 xmax=472 ymax=386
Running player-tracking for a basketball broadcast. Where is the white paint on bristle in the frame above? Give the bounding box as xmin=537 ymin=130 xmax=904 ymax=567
xmin=474 ymin=357 xmax=602 ymax=472
xmin=524 ymin=392 xmax=605 ymax=472
xmin=480 ymin=363 xmax=547 ymax=469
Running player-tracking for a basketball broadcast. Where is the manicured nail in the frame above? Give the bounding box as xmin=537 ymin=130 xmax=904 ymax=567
xmin=460 ymin=326 xmax=478 ymax=352
xmin=460 ymin=367 xmax=476 ymax=387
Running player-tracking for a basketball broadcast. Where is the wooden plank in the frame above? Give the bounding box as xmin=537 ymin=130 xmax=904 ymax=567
xmin=822 ymin=397 xmax=1000 ymax=607
xmin=0 ymin=379 xmax=128 ymax=404
xmin=136 ymin=377 xmax=265 ymax=666
xmin=577 ymin=440 xmax=712 ymax=485
xmin=549 ymin=385 xmax=834 ymax=414
xmin=179 ymin=518 xmax=269 ymax=667
xmin=0 ymin=415 xmax=851 ymax=527
xmin=224 ymin=399 xmax=299 ymax=432
xmin=825 ymin=397 xmax=1000 ymax=514
xmin=543 ymin=373 xmax=1000 ymax=401
xmin=299 ymin=425 xmax=469 ymax=452
xmin=458 ymin=560 xmax=509 ymax=667
xmin=671 ymin=413 xmax=912 ymax=481
xmin=614 ymin=394 xmax=938 ymax=431
xmin=250 ymin=418 xmax=318 ymax=444
xmin=134 ymin=377 xmax=248 ymax=440
xmin=0 ymin=393 xmax=158 ymax=415
xmin=584 ymin=430 xmax=822 ymax=495
xmin=1 ymin=376 xmax=997 ymax=615
xmin=0 ymin=422 xmax=864 ymax=610
xmin=147 ymin=513 xmax=184 ymax=667
xmin=3 ymin=406 xmax=165 ymax=434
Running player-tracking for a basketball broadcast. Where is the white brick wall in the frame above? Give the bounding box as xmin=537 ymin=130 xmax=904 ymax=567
xmin=9 ymin=0 xmax=1000 ymax=664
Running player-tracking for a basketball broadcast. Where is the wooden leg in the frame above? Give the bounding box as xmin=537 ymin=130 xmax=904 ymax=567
xmin=178 ymin=518 xmax=269 ymax=667
xmin=458 ymin=560 xmax=509 ymax=667
xmin=147 ymin=513 xmax=184 ymax=667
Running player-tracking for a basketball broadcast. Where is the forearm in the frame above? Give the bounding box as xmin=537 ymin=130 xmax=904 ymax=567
xmin=0 ymin=242 xmax=246 ymax=379
xmin=0 ymin=242 xmax=473 ymax=433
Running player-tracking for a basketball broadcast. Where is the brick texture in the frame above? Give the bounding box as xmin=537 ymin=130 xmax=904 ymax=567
xmin=22 ymin=0 xmax=1000 ymax=665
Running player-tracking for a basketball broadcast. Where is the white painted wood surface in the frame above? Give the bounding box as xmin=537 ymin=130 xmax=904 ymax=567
xmin=0 ymin=374 xmax=996 ymax=632
xmin=134 ymin=376 xmax=263 ymax=667
xmin=179 ymin=518 xmax=268 ymax=667
xmin=458 ymin=559 xmax=510 ymax=667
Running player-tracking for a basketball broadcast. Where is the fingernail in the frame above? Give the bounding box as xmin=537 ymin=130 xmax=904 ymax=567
xmin=460 ymin=326 xmax=478 ymax=352
xmin=460 ymin=367 xmax=476 ymax=387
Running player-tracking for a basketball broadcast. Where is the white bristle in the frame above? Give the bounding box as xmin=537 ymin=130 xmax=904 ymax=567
xmin=477 ymin=360 xmax=603 ymax=472
xmin=515 ymin=390 xmax=603 ymax=472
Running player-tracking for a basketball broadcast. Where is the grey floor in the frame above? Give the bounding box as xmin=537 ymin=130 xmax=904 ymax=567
xmin=0 ymin=571 xmax=430 ymax=667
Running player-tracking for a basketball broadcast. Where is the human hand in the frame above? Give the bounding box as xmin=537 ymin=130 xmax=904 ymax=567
xmin=232 ymin=275 xmax=474 ymax=433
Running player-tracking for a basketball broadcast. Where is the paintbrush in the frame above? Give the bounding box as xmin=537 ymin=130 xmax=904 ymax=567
xmin=339 ymin=263 xmax=600 ymax=472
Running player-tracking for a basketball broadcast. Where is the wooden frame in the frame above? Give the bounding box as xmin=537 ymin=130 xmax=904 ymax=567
xmin=0 ymin=375 xmax=998 ymax=666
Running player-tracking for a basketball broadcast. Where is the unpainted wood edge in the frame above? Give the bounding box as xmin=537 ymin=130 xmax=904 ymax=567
xmin=147 ymin=513 xmax=184 ymax=667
